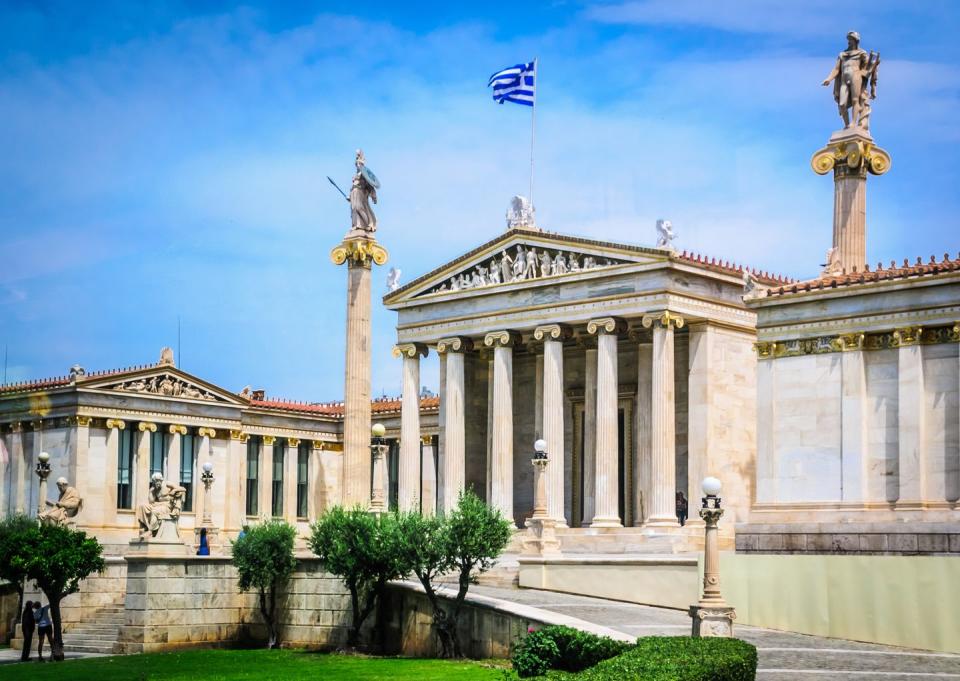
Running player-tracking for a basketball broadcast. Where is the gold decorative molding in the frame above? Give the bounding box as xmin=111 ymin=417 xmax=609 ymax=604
xmin=891 ymin=326 xmax=922 ymax=347
xmin=229 ymin=429 xmax=249 ymax=442
xmin=392 ymin=342 xmax=428 ymax=359
xmin=483 ymin=330 xmax=521 ymax=348
xmin=197 ymin=427 xmax=217 ymax=438
xmin=951 ymin=323 xmax=960 ymax=342
xmin=262 ymin=435 xmax=277 ymax=446
xmin=168 ymin=424 xmax=188 ymax=436
xmin=330 ymin=237 xmax=389 ymax=267
xmin=67 ymin=415 xmax=93 ymax=427
xmin=640 ymin=311 xmax=684 ymax=330
xmin=587 ymin=316 xmax=627 ymax=336
xmin=836 ymin=333 xmax=865 ymax=352
xmin=754 ymin=342 xmax=776 ymax=359
xmin=288 ymin=437 xmax=301 ymax=447
xmin=9 ymin=421 xmax=23 ymax=433
xmin=105 ymin=419 xmax=126 ymax=430
xmin=811 ymin=138 xmax=891 ymax=177
xmin=312 ymin=440 xmax=343 ymax=452
xmin=533 ymin=323 xmax=573 ymax=342
xmin=436 ymin=336 xmax=474 ymax=354
xmin=756 ymin=324 xmax=958 ymax=359
xmin=137 ymin=422 xmax=158 ymax=433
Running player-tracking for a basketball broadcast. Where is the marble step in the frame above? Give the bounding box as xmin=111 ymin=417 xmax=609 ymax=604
xmin=62 ymin=642 xmax=119 ymax=654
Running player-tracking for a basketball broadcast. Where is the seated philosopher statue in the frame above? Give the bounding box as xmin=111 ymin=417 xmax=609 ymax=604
xmin=38 ymin=477 xmax=82 ymax=527
xmin=136 ymin=473 xmax=187 ymax=539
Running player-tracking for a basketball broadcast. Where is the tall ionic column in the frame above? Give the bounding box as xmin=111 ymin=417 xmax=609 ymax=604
xmin=588 ymin=317 xmax=625 ymax=528
xmin=136 ymin=422 xmax=157 ymax=507
xmin=168 ymin=424 xmax=187 ymax=489
xmin=642 ymin=311 xmax=683 ymax=527
xmin=534 ymin=324 xmax=572 ymax=526
xmin=894 ymin=326 xmax=927 ymax=506
xmin=331 ymin=234 xmax=389 ymax=508
xmin=437 ymin=337 xmax=472 ymax=514
xmin=6 ymin=423 xmax=24 ymax=514
xmin=104 ymin=419 xmax=126 ymax=525
xmin=284 ymin=438 xmax=299 ymax=523
xmin=394 ymin=343 xmax=428 ymax=511
xmin=582 ymin=343 xmax=598 ymax=525
xmin=485 ymin=330 xmax=519 ymax=526
xmin=420 ymin=435 xmax=437 ymax=516
xmin=632 ymin=334 xmax=652 ymax=526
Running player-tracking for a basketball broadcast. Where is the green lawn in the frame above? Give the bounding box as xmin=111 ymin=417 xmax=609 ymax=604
xmin=1 ymin=649 xmax=511 ymax=680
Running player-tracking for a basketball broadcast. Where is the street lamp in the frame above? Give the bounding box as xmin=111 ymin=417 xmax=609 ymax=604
xmin=689 ymin=476 xmax=736 ymax=637
xmin=200 ymin=461 xmax=215 ymax=527
xmin=521 ymin=438 xmax=561 ymax=556
xmin=369 ymin=423 xmax=388 ymax=514
xmin=531 ymin=439 xmax=549 ymax=516
xmin=36 ymin=451 xmax=52 ymax=516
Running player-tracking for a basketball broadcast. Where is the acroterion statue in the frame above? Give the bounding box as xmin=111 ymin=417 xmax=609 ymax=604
xmin=38 ymin=477 xmax=82 ymax=527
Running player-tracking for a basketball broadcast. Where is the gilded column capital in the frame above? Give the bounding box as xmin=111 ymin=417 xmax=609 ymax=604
xmin=892 ymin=326 xmax=922 ymax=347
xmin=754 ymin=342 xmax=776 ymax=359
xmin=197 ymin=427 xmax=217 ymax=438
xmin=436 ymin=337 xmax=474 ymax=354
xmin=288 ymin=437 xmax=301 ymax=447
xmin=533 ymin=323 xmax=573 ymax=342
xmin=262 ymin=435 xmax=277 ymax=446
xmin=641 ymin=311 xmax=684 ymax=330
xmin=229 ymin=429 xmax=249 ymax=442
xmin=420 ymin=435 xmax=434 ymax=446
xmin=587 ymin=316 xmax=627 ymax=336
xmin=67 ymin=415 xmax=93 ymax=427
xmin=330 ymin=237 xmax=389 ymax=267
xmin=811 ymin=138 xmax=891 ymax=177
xmin=138 ymin=422 xmax=158 ymax=433
xmin=8 ymin=421 xmax=23 ymax=433
xmin=484 ymin=330 xmax=521 ymax=348
xmin=950 ymin=323 xmax=960 ymax=342
xmin=168 ymin=424 xmax=188 ymax=436
xmin=835 ymin=333 xmax=865 ymax=352
xmin=392 ymin=343 xmax=428 ymax=359
xmin=105 ymin=419 xmax=126 ymax=430
xmin=311 ymin=439 xmax=325 ymax=450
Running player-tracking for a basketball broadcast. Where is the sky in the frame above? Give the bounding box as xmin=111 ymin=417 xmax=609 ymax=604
xmin=1 ymin=1 xmax=958 ymax=401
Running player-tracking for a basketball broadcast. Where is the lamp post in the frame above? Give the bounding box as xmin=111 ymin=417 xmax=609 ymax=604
xmin=522 ymin=438 xmax=561 ymax=556
xmin=370 ymin=423 xmax=388 ymax=515
xmin=201 ymin=461 xmax=215 ymax=527
xmin=35 ymin=451 xmax=52 ymax=516
xmin=689 ymin=476 xmax=736 ymax=637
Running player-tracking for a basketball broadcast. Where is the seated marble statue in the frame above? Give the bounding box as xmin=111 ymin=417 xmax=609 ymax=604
xmin=136 ymin=472 xmax=186 ymax=539
xmin=38 ymin=477 xmax=82 ymax=527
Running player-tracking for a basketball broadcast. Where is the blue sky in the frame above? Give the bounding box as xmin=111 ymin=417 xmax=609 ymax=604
xmin=1 ymin=1 xmax=958 ymax=401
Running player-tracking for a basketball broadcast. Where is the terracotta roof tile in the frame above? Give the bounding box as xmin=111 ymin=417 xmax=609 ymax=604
xmin=674 ymin=250 xmax=792 ymax=286
xmin=0 ymin=363 xmax=160 ymax=395
xmin=247 ymin=395 xmax=440 ymax=418
xmin=764 ymin=253 xmax=960 ymax=297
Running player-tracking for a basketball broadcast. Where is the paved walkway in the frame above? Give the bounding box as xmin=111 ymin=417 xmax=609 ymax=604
xmin=0 ymin=647 xmax=106 ymax=665
xmin=471 ymin=585 xmax=960 ymax=680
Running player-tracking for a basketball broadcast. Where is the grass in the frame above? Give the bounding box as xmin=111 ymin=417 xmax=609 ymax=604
xmin=0 ymin=648 xmax=512 ymax=680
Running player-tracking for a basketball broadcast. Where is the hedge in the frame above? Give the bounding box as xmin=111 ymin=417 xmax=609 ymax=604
xmin=573 ymin=636 xmax=757 ymax=681
xmin=512 ymin=626 xmax=632 ymax=677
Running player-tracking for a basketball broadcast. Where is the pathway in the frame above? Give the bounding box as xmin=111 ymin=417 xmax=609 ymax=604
xmin=469 ymin=585 xmax=960 ymax=680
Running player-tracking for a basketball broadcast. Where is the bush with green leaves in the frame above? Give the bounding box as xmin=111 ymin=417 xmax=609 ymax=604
xmin=573 ymin=636 xmax=758 ymax=681
xmin=308 ymin=507 xmax=408 ymax=647
xmin=231 ymin=519 xmax=297 ymax=649
xmin=0 ymin=514 xmax=39 ymax=624
xmin=512 ymin=625 xmax=632 ymax=677
xmin=396 ymin=490 xmax=512 ymax=658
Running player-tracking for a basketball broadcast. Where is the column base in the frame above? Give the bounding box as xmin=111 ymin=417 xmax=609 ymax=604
xmin=590 ymin=517 xmax=623 ymax=528
xmin=689 ymin=604 xmax=736 ymax=638
xmin=643 ymin=515 xmax=681 ymax=530
xmin=522 ymin=518 xmax=562 ymax=557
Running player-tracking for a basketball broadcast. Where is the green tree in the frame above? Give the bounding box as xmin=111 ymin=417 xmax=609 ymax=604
xmin=308 ymin=507 xmax=408 ymax=647
xmin=16 ymin=523 xmax=105 ymax=661
xmin=0 ymin=514 xmax=38 ymax=623
xmin=397 ymin=491 xmax=512 ymax=658
xmin=231 ymin=519 xmax=297 ymax=649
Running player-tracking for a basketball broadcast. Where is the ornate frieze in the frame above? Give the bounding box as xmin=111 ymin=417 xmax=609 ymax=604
xmin=421 ymin=243 xmax=631 ymax=296
xmin=756 ymin=324 xmax=957 ymax=359
xmin=105 ymin=373 xmax=223 ymax=402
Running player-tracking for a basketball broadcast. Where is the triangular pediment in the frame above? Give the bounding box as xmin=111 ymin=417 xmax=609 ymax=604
xmin=384 ymin=229 xmax=670 ymax=305
xmin=78 ymin=366 xmax=247 ymax=405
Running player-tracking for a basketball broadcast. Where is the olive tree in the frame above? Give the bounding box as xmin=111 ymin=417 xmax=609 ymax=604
xmin=231 ymin=519 xmax=297 ymax=649
xmin=0 ymin=514 xmax=38 ymax=624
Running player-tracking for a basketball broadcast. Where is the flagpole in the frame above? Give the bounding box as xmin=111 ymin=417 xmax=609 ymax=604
xmin=529 ymin=57 xmax=538 ymax=208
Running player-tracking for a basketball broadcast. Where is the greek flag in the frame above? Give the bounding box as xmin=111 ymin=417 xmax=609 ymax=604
xmin=488 ymin=60 xmax=536 ymax=106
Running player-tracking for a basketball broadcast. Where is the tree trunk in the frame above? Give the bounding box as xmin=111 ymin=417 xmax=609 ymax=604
xmin=258 ymin=589 xmax=276 ymax=649
xmin=347 ymin=583 xmax=361 ymax=647
xmin=50 ymin=596 xmax=65 ymax=662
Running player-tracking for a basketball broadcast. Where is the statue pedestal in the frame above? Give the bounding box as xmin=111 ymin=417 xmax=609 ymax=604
xmin=689 ymin=604 xmax=736 ymax=638
xmin=521 ymin=518 xmax=562 ymax=557
xmin=128 ymin=520 xmax=191 ymax=557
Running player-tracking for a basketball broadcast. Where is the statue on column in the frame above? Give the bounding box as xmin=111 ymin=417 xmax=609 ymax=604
xmin=821 ymin=31 xmax=880 ymax=131
xmin=38 ymin=477 xmax=82 ymax=526
xmin=136 ymin=473 xmax=186 ymax=539
xmin=349 ymin=149 xmax=380 ymax=234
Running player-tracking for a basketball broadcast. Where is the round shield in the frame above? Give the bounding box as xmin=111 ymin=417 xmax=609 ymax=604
xmin=360 ymin=165 xmax=381 ymax=190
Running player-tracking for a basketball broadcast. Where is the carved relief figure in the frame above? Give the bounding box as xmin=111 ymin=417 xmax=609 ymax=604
xmin=524 ymin=248 xmax=539 ymax=279
xmin=513 ymin=245 xmax=526 ymax=279
xmin=539 ymin=250 xmax=552 ymax=277
xmin=136 ymin=473 xmax=187 ymax=539
xmin=552 ymin=252 xmax=568 ymax=275
xmin=488 ymin=258 xmax=501 ymax=284
xmin=499 ymin=249 xmax=514 ymax=283
xmin=821 ymin=31 xmax=880 ymax=131
xmin=38 ymin=478 xmax=82 ymax=527
xmin=568 ymin=252 xmax=580 ymax=272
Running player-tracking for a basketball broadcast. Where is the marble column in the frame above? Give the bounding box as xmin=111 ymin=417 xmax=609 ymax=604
xmin=588 ymin=317 xmax=625 ymax=528
xmin=686 ymin=324 xmax=710 ymax=522
xmin=437 ymin=337 xmax=472 ymax=514
xmin=421 ymin=435 xmax=437 ymax=515
xmin=104 ymin=419 xmax=126 ymax=524
xmin=394 ymin=343 xmax=427 ymax=511
xmin=197 ymin=427 xmax=216 ymax=525
xmin=308 ymin=440 xmax=323 ymax=520
xmin=227 ymin=430 xmax=247 ymax=531
xmin=895 ymin=327 xmax=926 ymax=506
xmin=0 ymin=429 xmax=8 ymax=516
xmin=838 ymin=333 xmax=870 ymax=502
xmin=634 ymin=336 xmax=652 ymax=526
xmin=284 ymin=438 xmax=299 ymax=522
xmin=261 ymin=435 xmax=275 ymax=518
xmin=68 ymin=416 xmax=92 ymax=523
xmin=485 ymin=354 xmax=494 ymax=502
xmin=135 ymin=422 xmax=156 ymax=508
xmin=485 ymin=330 xmax=519 ymax=525
xmin=643 ymin=311 xmax=683 ymax=527
xmin=331 ymin=237 xmax=388 ymax=508
xmin=168 ymin=425 xmax=187 ymax=488
xmin=582 ymin=344 xmax=598 ymax=525
xmin=535 ymin=324 xmax=572 ymax=526
xmin=9 ymin=423 xmax=25 ymax=514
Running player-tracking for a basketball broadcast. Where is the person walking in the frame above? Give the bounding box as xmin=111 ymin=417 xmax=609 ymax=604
xmin=676 ymin=491 xmax=689 ymax=527
xmin=34 ymin=601 xmax=53 ymax=662
xmin=19 ymin=600 xmax=35 ymax=662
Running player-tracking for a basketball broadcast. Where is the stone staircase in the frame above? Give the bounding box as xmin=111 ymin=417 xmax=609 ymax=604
xmin=60 ymin=603 xmax=124 ymax=654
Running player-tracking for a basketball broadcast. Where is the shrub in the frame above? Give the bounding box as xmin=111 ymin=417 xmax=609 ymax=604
xmin=512 ymin=626 xmax=632 ymax=677
xmin=232 ymin=519 xmax=297 ymax=649
xmin=574 ymin=636 xmax=758 ymax=681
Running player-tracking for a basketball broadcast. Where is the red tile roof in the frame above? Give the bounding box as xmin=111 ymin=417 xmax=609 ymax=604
xmin=0 ymin=363 xmax=160 ymax=395
xmin=674 ymin=250 xmax=792 ymax=286
xmin=764 ymin=253 xmax=960 ymax=297
xmin=249 ymin=395 xmax=440 ymax=418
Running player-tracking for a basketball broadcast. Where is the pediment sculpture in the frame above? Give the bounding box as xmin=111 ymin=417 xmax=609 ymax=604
xmin=423 ymin=244 xmax=631 ymax=296
xmin=109 ymin=373 xmax=220 ymax=401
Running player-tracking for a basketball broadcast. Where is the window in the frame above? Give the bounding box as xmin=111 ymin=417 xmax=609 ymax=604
xmin=245 ymin=437 xmax=259 ymax=516
xmin=149 ymin=429 xmax=169 ymax=477
xmin=180 ymin=429 xmax=196 ymax=512
xmin=271 ymin=440 xmax=284 ymax=518
xmin=296 ymin=442 xmax=309 ymax=519
xmin=117 ymin=428 xmax=135 ymax=509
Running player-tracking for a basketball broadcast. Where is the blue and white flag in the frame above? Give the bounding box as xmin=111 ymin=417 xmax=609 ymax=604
xmin=488 ymin=60 xmax=536 ymax=106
